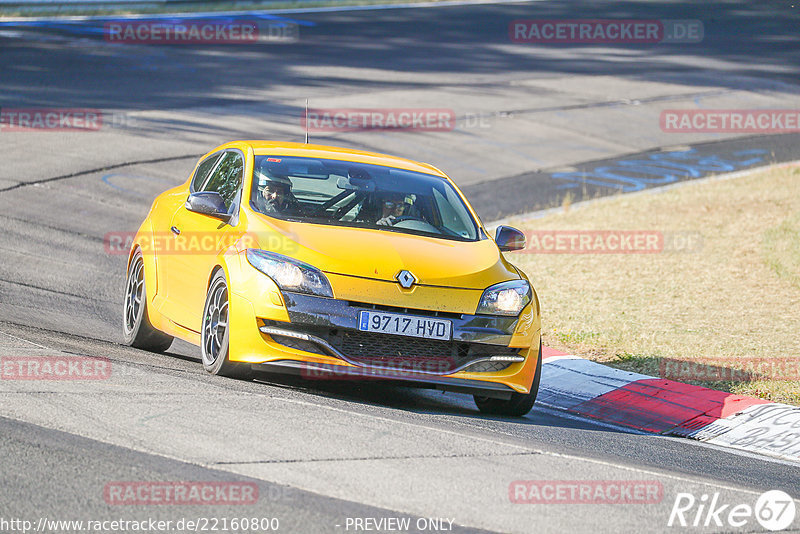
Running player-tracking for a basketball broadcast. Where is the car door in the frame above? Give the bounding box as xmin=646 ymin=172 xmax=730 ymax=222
xmin=160 ymin=150 xmax=245 ymax=332
xmin=154 ymin=151 xmax=222 ymax=316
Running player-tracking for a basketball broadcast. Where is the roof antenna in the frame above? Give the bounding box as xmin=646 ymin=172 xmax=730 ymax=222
xmin=304 ymin=98 xmax=309 ymax=144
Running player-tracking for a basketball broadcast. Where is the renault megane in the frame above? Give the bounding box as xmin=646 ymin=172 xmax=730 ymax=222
xmin=123 ymin=141 xmax=541 ymax=415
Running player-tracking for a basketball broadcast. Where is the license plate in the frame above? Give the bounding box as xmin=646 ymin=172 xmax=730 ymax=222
xmin=358 ymin=311 xmax=452 ymax=341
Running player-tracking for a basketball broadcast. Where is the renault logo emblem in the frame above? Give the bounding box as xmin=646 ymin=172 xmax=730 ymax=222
xmin=396 ymin=270 xmax=417 ymax=289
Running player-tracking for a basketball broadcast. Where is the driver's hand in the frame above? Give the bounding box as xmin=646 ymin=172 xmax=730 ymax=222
xmin=376 ymin=216 xmax=395 ymax=226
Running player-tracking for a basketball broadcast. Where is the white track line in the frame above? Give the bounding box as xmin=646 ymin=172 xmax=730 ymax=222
xmin=0 ymin=330 xmax=50 ymax=350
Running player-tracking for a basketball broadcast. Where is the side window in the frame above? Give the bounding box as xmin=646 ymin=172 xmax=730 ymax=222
xmin=202 ymin=151 xmax=244 ymax=210
xmin=191 ymin=153 xmax=222 ymax=192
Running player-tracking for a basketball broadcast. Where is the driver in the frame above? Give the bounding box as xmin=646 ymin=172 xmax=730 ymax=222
xmin=376 ymin=193 xmax=409 ymax=226
xmin=255 ymin=169 xmax=302 ymax=217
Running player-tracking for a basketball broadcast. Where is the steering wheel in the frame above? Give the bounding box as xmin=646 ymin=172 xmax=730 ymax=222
xmin=310 ymin=191 xmax=353 ymax=216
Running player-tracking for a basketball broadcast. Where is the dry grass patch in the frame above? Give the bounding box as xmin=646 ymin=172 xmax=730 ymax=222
xmin=509 ymin=165 xmax=800 ymax=405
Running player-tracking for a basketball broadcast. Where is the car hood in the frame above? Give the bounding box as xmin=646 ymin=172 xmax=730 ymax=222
xmin=249 ymin=216 xmax=519 ymax=290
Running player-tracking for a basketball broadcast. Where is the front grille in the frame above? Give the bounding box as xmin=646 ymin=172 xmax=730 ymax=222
xmin=263 ymin=321 xmax=519 ymax=374
xmin=337 ymin=330 xmax=461 ymax=372
xmin=333 ymin=330 xmax=520 ymax=373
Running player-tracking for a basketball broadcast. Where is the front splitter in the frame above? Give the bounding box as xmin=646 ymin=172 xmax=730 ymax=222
xmin=251 ymin=359 xmax=515 ymax=400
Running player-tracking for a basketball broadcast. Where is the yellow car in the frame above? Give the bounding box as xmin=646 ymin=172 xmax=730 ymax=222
xmin=123 ymin=141 xmax=541 ymax=415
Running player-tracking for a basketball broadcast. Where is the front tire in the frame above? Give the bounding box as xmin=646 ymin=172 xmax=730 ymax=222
xmin=123 ymin=249 xmax=174 ymax=352
xmin=201 ymin=271 xmax=252 ymax=379
xmin=473 ymin=340 xmax=542 ymax=417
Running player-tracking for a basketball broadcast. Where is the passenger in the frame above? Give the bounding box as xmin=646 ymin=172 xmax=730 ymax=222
xmin=376 ymin=193 xmax=409 ymax=226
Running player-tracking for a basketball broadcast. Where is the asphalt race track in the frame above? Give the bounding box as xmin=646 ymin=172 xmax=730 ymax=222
xmin=0 ymin=2 xmax=799 ymax=532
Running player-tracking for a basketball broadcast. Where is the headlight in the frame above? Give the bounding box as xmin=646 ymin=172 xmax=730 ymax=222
xmin=246 ymin=249 xmax=333 ymax=298
xmin=476 ymin=280 xmax=531 ymax=316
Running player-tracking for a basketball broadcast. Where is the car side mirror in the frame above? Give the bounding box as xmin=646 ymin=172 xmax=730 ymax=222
xmin=186 ymin=192 xmax=231 ymax=221
xmin=495 ymin=225 xmax=526 ymax=252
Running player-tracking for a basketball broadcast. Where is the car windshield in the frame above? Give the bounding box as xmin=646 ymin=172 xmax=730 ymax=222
xmin=250 ymin=155 xmax=480 ymax=241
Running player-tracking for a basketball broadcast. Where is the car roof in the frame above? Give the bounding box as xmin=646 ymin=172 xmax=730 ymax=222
xmin=226 ymin=140 xmax=448 ymax=178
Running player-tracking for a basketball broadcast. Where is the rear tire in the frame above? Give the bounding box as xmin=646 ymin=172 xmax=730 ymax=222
xmin=201 ymin=271 xmax=252 ymax=380
xmin=123 ymin=249 xmax=174 ymax=352
xmin=473 ymin=340 xmax=542 ymax=417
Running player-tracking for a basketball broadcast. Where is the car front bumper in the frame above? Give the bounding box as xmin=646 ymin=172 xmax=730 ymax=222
xmin=226 ymin=258 xmax=540 ymax=396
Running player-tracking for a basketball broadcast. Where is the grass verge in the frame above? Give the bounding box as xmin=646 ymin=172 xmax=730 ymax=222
xmin=509 ymin=164 xmax=800 ymax=405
